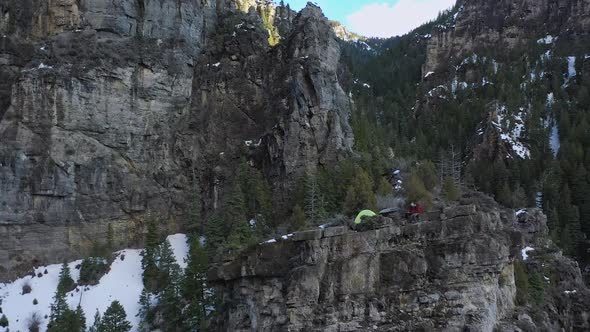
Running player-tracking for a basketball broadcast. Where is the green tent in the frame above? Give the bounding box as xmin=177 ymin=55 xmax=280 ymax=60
xmin=354 ymin=210 xmax=377 ymax=224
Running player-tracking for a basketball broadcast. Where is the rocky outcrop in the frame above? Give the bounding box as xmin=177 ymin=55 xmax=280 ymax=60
xmin=0 ymin=1 xmax=353 ymax=281
xmin=423 ymin=0 xmax=590 ymax=75
xmin=209 ymin=193 xmax=590 ymax=331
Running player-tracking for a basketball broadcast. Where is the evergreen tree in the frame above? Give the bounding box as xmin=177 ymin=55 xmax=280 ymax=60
xmin=76 ymin=305 xmax=87 ymax=331
xmin=558 ymin=184 xmax=583 ymax=256
xmin=88 ymin=310 xmax=101 ymax=332
xmin=0 ymin=314 xmax=8 ymax=328
xmin=142 ymin=219 xmax=160 ymax=292
xmin=344 ymin=169 xmax=377 ymax=216
xmin=79 ymin=257 xmax=108 ymax=286
xmin=529 ymin=271 xmax=545 ymax=306
xmin=304 ymin=174 xmax=328 ymax=224
xmin=514 ymin=261 xmax=530 ymax=305
xmin=57 ymin=263 xmax=75 ymax=294
xmin=160 ymin=264 xmax=183 ymax=332
xmin=442 ymin=176 xmax=460 ymax=202
xmin=47 ymin=283 xmax=70 ymax=332
xmin=136 ymin=289 xmax=152 ymax=332
xmin=204 ymin=210 xmax=226 ymax=256
xmin=417 ymin=160 xmax=438 ymax=190
xmin=239 ymin=162 xmax=273 ymax=232
xmin=377 ymin=176 xmax=393 ymax=196
xmin=46 ymin=293 xmax=85 ymax=332
xmin=405 ymin=173 xmax=432 ymax=209
xmin=182 ymin=237 xmax=210 ymax=331
xmin=225 ymin=218 xmax=255 ymax=252
xmin=98 ymin=301 xmax=131 ymax=332
xmin=222 ymin=182 xmax=256 ymax=252
xmin=289 ymin=205 xmax=308 ymax=231
xmin=158 ymin=239 xmax=178 ymax=289
xmin=496 ymin=182 xmax=513 ymax=207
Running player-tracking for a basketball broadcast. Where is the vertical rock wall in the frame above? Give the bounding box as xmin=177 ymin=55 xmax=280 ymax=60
xmin=0 ymin=1 xmax=353 ymax=281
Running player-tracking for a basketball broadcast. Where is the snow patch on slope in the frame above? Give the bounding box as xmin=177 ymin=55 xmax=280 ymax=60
xmin=537 ymin=35 xmax=555 ymax=44
xmin=521 ymin=247 xmax=535 ymax=260
xmin=495 ymin=106 xmax=530 ymax=159
xmin=0 ymin=234 xmax=189 ymax=332
xmin=567 ymin=56 xmax=576 ymax=78
xmin=550 ymin=124 xmax=560 ymax=157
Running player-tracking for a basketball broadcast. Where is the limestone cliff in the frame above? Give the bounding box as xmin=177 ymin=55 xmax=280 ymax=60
xmin=0 ymin=1 xmax=353 ymax=281
xmin=209 ymin=193 xmax=590 ymax=331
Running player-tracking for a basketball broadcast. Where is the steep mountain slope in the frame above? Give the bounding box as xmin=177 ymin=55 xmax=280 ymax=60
xmin=345 ymin=0 xmax=590 ymax=274
xmin=0 ymin=1 xmax=353 ymax=281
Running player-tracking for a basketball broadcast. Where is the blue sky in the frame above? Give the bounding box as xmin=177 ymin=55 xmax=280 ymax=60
xmin=284 ymin=0 xmax=456 ymax=38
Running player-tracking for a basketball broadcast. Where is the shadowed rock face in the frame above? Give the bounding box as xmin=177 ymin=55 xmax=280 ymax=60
xmin=423 ymin=0 xmax=590 ymax=75
xmin=0 ymin=1 xmax=353 ymax=281
xmin=209 ymin=194 xmax=590 ymax=331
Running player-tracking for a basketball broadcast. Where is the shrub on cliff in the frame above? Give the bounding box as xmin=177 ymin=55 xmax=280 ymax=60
xmin=79 ymin=257 xmax=109 ymax=286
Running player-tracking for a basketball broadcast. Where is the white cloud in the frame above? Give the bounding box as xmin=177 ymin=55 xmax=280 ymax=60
xmin=346 ymin=0 xmax=456 ymax=38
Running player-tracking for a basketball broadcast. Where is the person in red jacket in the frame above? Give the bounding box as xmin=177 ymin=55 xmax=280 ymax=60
xmin=407 ymin=202 xmax=423 ymax=223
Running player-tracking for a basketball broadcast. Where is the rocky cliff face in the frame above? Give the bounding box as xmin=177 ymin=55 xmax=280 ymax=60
xmin=424 ymin=0 xmax=590 ymax=74
xmin=0 ymin=1 xmax=353 ymax=281
xmin=209 ymin=193 xmax=590 ymax=331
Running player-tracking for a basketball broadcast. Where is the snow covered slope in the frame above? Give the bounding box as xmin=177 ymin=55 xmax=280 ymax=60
xmin=0 ymin=234 xmax=189 ymax=332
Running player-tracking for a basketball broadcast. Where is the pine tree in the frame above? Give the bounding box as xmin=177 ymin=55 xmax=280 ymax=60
xmin=142 ymin=219 xmax=160 ymax=292
xmin=289 ymin=205 xmax=308 ymax=231
xmin=57 ymin=263 xmax=75 ymax=294
xmin=239 ymin=162 xmax=273 ymax=232
xmin=344 ymin=169 xmax=377 ymax=215
xmin=182 ymin=237 xmax=211 ymax=331
xmin=47 ymin=282 xmax=70 ymax=332
xmin=405 ymin=172 xmax=432 ymax=209
xmin=204 ymin=210 xmax=226 ymax=256
xmin=136 ymin=288 xmax=153 ymax=332
xmin=98 ymin=301 xmax=131 ymax=332
xmin=496 ymin=182 xmax=513 ymax=207
xmin=442 ymin=176 xmax=460 ymax=202
xmin=0 ymin=314 xmax=8 ymax=328
xmin=417 ymin=160 xmax=438 ymax=191
xmin=225 ymin=219 xmax=255 ymax=252
xmin=221 ymin=182 xmax=255 ymax=252
xmin=46 ymin=294 xmax=85 ymax=332
xmin=158 ymin=239 xmax=177 ymax=288
xmin=161 ymin=264 xmax=183 ymax=332
xmin=529 ymin=271 xmax=545 ymax=306
xmin=88 ymin=310 xmax=101 ymax=332
xmin=558 ymin=184 xmax=583 ymax=256
xmin=514 ymin=260 xmax=530 ymax=305
xmin=305 ymin=173 xmax=328 ymax=223
xmin=60 ymin=305 xmax=86 ymax=332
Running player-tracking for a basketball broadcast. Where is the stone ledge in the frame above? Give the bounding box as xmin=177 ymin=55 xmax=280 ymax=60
xmin=442 ymin=204 xmax=477 ymax=219
xmin=323 ymin=226 xmax=348 ymax=238
xmin=293 ymin=229 xmax=323 ymax=241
